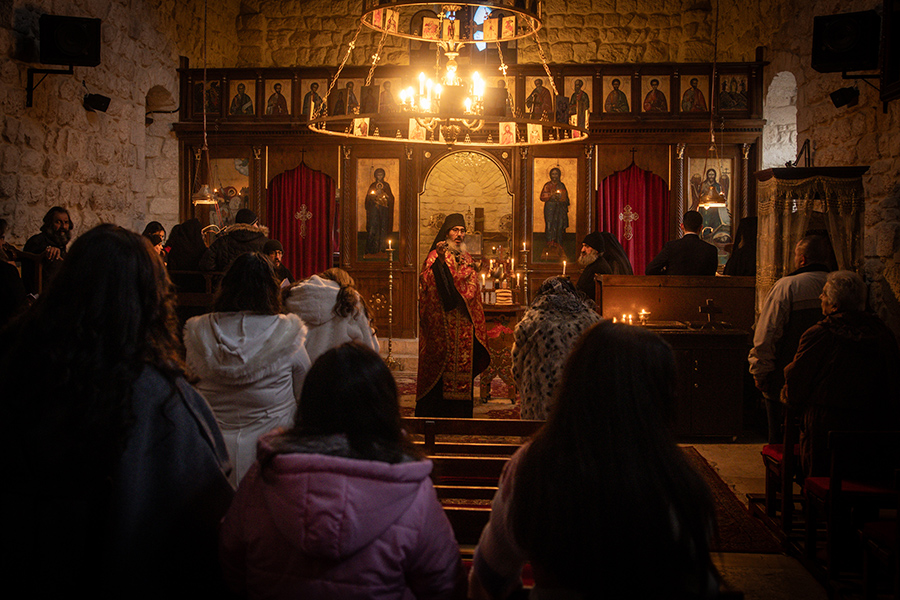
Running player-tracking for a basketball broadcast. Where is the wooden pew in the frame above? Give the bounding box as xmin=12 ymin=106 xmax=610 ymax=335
xmin=401 ymin=417 xmax=544 ymax=455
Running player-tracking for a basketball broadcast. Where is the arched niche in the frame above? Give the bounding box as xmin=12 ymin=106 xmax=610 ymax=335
xmin=417 ymin=151 xmax=514 ymax=266
xmin=762 ymin=71 xmax=798 ymax=169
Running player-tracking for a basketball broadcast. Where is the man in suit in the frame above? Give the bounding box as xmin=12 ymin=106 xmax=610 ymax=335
xmin=645 ymin=210 xmax=718 ymax=276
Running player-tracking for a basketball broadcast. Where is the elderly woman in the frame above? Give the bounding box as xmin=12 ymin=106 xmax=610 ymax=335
xmin=512 ymin=276 xmax=602 ymax=420
xmin=783 ymin=270 xmax=900 ymax=478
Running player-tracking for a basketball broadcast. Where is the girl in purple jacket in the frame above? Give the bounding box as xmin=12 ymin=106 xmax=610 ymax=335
xmin=220 ymin=342 xmax=465 ymax=599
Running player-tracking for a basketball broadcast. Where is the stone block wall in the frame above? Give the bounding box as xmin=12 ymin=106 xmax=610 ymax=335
xmin=763 ymin=0 xmax=900 ymax=334
xmin=0 ymin=0 xmax=238 ymax=246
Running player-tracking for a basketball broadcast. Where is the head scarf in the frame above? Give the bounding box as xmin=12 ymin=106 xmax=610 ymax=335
xmin=582 ymin=231 xmax=605 ymax=253
xmin=600 ymin=232 xmax=634 ymax=275
xmin=531 ymin=276 xmax=591 ymax=313
xmin=429 ymin=213 xmax=466 ymax=252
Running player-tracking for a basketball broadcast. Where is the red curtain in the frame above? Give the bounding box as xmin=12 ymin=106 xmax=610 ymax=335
xmin=597 ymin=163 xmax=669 ymax=275
xmin=266 ymin=162 xmax=335 ymax=280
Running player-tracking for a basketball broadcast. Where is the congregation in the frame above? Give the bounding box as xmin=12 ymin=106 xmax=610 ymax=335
xmin=0 ymin=204 xmax=898 ymax=599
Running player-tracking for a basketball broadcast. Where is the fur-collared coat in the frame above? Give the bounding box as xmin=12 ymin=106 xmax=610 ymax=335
xmin=512 ymin=280 xmax=602 ymax=420
xmin=199 ymin=223 xmax=269 ymax=272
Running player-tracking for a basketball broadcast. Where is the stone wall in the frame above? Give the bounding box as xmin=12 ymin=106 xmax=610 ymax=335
xmin=762 ymin=0 xmax=900 ymax=334
xmin=0 ymin=0 xmax=239 ymax=246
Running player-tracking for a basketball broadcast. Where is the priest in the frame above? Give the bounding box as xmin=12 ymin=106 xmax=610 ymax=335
xmin=416 ymin=214 xmax=490 ymax=417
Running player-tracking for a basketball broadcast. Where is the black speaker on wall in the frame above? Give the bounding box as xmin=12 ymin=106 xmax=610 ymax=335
xmin=811 ymin=10 xmax=880 ymax=74
xmin=39 ymin=14 xmax=101 ymax=67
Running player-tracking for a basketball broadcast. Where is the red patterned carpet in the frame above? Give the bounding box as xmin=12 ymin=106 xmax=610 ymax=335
xmin=395 ymin=373 xmax=521 ymax=419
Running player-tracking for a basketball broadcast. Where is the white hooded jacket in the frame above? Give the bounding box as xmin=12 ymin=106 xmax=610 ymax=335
xmin=286 ymin=275 xmax=379 ymax=364
xmin=184 ymin=312 xmax=310 ymax=486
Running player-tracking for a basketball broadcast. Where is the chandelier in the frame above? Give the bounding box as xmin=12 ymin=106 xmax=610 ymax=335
xmin=308 ymin=1 xmax=587 ymax=147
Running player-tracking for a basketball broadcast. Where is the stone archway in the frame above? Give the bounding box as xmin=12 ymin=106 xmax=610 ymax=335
xmin=417 ymin=151 xmax=513 ymax=266
xmin=761 ymin=71 xmax=798 ymax=169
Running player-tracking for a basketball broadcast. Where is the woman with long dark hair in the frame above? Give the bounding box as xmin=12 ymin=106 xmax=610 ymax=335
xmin=0 ymin=224 xmax=233 ymax=596
xmin=470 ymin=322 xmax=720 ymax=599
xmin=220 ymin=342 xmax=465 ymax=599
xmin=184 ymin=252 xmax=311 ymax=486
xmin=285 ymin=267 xmax=378 ymax=364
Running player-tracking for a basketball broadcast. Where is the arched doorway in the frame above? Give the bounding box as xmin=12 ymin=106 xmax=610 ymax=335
xmin=417 ymin=151 xmax=513 ymax=267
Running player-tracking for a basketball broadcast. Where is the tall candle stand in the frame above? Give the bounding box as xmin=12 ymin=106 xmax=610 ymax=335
xmin=385 ymin=245 xmax=402 ymax=371
xmin=518 ymin=248 xmax=533 ymax=306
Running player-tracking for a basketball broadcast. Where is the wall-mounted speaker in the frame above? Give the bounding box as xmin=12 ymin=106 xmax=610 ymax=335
xmin=39 ymin=15 xmax=101 ymax=67
xmin=812 ymin=10 xmax=880 ymax=74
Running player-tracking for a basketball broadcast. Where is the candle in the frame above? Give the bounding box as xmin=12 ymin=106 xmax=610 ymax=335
xmin=510 ymin=257 xmax=514 ymax=272
xmin=481 ymin=273 xmax=486 ymax=286
xmin=562 ymin=260 xmax=566 ymax=276
xmin=622 ymin=314 xmax=627 ymax=322
xmin=516 ymin=272 xmax=520 ymax=287
xmin=387 ymin=239 xmax=392 ymax=250
xmin=522 ymin=242 xmax=526 ymax=252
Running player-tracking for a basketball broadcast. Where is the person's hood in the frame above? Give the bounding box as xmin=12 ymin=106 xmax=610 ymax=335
xmin=255 ymin=435 xmax=433 ymax=560
xmin=820 ymin=311 xmax=893 ymax=343
xmin=285 ymin=275 xmax=340 ymax=326
xmin=222 ymin=222 xmax=269 ymax=241
xmin=184 ymin=312 xmax=306 ymax=382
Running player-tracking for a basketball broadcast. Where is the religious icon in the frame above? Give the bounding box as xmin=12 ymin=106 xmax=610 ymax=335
xmin=423 ymin=17 xmax=440 ymax=40
xmin=353 ymin=117 xmax=370 ymax=137
xmin=484 ymin=17 xmax=498 ymax=41
xmin=681 ymin=76 xmax=709 ymax=112
xmin=194 ymin=80 xmax=221 ymax=116
xmin=566 ymin=77 xmax=591 ymax=128
xmin=228 ymin=80 xmax=254 ymax=116
xmin=500 ymin=122 xmax=515 ymax=145
xmin=525 ymin=77 xmax=553 ymax=119
xmin=409 ymin=118 xmax=427 ymax=141
xmin=687 ymin=157 xmax=734 ymax=258
xmin=718 ymin=74 xmax=748 ymax=110
xmin=527 ymin=123 xmax=542 ymax=144
xmin=501 ymin=15 xmax=516 ymax=39
xmin=532 ymin=157 xmax=578 ymax=262
xmin=357 ymin=158 xmax=400 ymax=261
xmin=301 ymin=81 xmax=325 ymax=120
xmin=372 ymin=8 xmax=383 ymax=29
xmin=379 ymin=80 xmax=397 ymax=113
xmin=641 ymin=77 xmax=669 ymax=112
xmin=265 ymin=80 xmax=290 ymax=116
xmin=384 ymin=9 xmax=398 ymax=33
xmin=363 ymin=168 xmax=395 ymax=255
xmin=603 ymin=77 xmax=630 ymax=113
xmin=442 ymin=19 xmax=459 ymax=40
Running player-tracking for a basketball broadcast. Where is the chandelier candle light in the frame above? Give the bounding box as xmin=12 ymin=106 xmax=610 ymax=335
xmin=307 ymin=1 xmax=587 ymax=148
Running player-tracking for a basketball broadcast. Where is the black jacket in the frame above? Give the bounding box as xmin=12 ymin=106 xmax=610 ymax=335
xmin=646 ymin=233 xmax=718 ymax=276
xmin=199 ymin=223 xmax=269 ymax=272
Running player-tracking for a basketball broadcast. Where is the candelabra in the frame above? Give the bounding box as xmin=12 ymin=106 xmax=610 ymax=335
xmin=385 ymin=244 xmax=402 ymax=371
xmin=518 ymin=247 xmax=533 ymax=306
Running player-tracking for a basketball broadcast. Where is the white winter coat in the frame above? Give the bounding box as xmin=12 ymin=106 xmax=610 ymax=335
xmin=285 ymin=275 xmax=379 ymax=365
xmin=184 ymin=312 xmax=311 ymax=486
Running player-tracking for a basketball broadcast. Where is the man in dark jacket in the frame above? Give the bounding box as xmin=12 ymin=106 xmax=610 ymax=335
xmin=575 ymin=231 xmax=612 ymax=302
xmin=646 ymin=210 xmax=718 ymax=276
xmin=22 ymin=206 xmax=72 ymax=293
xmin=200 ymin=208 xmax=269 ymax=272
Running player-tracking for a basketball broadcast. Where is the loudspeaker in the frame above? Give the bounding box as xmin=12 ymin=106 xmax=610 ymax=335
xmin=812 ymin=10 xmax=880 ymax=73
xmin=39 ymin=14 xmax=101 ymax=67
xmin=83 ymin=93 xmax=110 ymax=112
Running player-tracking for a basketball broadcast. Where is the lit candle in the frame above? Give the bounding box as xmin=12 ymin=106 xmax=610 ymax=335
xmin=481 ymin=273 xmax=486 ymax=286
xmin=522 ymin=242 xmax=526 ymax=252
xmin=562 ymin=260 xmax=566 ymax=276
xmin=387 ymin=239 xmax=392 ymax=250
xmin=622 ymin=314 xmax=627 ymax=322
xmin=510 ymin=257 xmax=514 ymax=272
xmin=516 ymin=272 xmax=520 ymax=287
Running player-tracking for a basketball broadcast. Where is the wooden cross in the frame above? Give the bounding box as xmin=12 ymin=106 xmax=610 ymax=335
xmin=630 ymin=147 xmax=637 ymax=163
xmin=618 ymin=204 xmax=639 ymax=240
xmin=294 ymin=204 xmax=312 ymax=238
